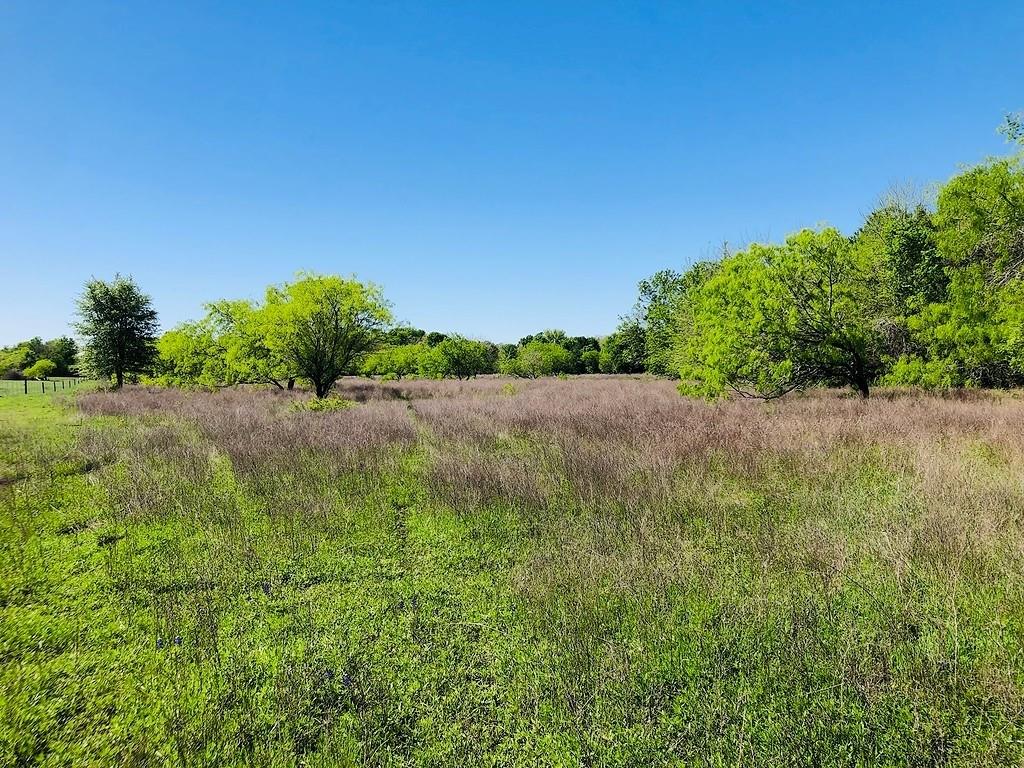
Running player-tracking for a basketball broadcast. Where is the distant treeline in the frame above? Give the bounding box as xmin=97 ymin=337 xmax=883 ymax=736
xmin=17 ymin=117 xmax=1024 ymax=399
xmin=0 ymin=337 xmax=79 ymax=380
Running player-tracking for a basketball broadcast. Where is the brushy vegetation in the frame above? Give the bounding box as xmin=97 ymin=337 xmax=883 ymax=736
xmin=3 ymin=378 xmax=1024 ymax=766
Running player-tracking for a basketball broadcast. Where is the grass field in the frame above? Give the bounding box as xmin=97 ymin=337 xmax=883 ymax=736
xmin=2 ymin=378 xmax=1024 ymax=766
xmin=0 ymin=377 xmax=86 ymax=396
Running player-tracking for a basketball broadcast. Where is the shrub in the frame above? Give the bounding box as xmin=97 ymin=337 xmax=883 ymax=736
xmin=23 ymin=358 xmax=57 ymax=380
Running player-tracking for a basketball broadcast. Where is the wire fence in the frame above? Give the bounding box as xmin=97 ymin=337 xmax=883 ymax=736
xmin=0 ymin=377 xmax=89 ymax=396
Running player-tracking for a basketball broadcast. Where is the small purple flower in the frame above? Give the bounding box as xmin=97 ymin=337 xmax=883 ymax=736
xmin=342 ymin=671 xmax=352 ymax=688
xmin=173 ymin=635 xmax=182 ymax=646
xmin=156 ymin=637 xmax=164 ymax=649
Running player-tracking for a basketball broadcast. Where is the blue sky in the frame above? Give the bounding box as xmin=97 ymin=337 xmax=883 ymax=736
xmin=2 ymin=1 xmax=1021 ymax=345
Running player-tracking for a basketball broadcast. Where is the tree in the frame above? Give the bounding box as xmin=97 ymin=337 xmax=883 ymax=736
xmin=42 ymin=337 xmax=79 ymax=376
xmin=677 ymin=229 xmax=882 ymax=399
xmin=0 ymin=344 xmax=34 ymax=379
xmin=885 ymin=266 xmax=1024 ymax=388
xmin=153 ymin=321 xmax=230 ymax=387
xmin=207 ymin=299 xmax=295 ymax=388
xmin=362 ymin=343 xmax=425 ymax=379
xmin=999 ymin=112 xmax=1024 ymax=146
xmin=419 ymin=336 xmax=495 ymax=379
xmin=384 ymin=326 xmax=427 ymax=346
xmin=935 ymin=156 xmax=1024 ymax=286
xmin=23 ymin=358 xmax=57 ymax=380
xmin=599 ymin=321 xmax=646 ymax=373
xmin=75 ymin=275 xmax=159 ymax=389
xmin=262 ymin=274 xmax=392 ymax=397
xmin=507 ymin=341 xmax=574 ymax=378
xmin=854 ymin=203 xmax=945 ymax=314
xmin=579 ymin=348 xmax=601 ymax=374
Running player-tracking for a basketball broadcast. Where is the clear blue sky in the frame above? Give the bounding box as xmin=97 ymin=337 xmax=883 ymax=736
xmin=2 ymin=2 xmax=1021 ymax=345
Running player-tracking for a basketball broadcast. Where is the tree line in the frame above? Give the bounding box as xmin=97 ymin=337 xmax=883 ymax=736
xmin=603 ymin=120 xmax=1024 ymax=397
xmin=1 ymin=336 xmax=79 ymax=381
xmin=23 ymin=115 xmax=1024 ymax=399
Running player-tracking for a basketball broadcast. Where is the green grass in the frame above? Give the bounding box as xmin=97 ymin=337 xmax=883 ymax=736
xmin=0 ymin=378 xmax=87 ymax=396
xmin=2 ymin=383 xmax=1023 ymax=766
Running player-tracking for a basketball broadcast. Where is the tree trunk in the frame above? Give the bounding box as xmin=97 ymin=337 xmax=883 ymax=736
xmin=115 ymin=369 xmax=124 ymax=389
xmin=314 ymin=381 xmax=328 ymax=398
xmin=287 ymin=378 xmax=295 ymax=390
xmin=854 ymin=376 xmax=870 ymax=398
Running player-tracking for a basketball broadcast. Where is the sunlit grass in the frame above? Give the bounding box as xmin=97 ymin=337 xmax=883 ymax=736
xmin=3 ymin=379 xmax=1023 ymax=766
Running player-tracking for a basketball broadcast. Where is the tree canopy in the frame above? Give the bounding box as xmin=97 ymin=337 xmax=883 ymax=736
xmin=75 ymin=276 xmax=158 ymax=388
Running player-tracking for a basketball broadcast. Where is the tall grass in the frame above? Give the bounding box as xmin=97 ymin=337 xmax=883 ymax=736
xmin=4 ymin=378 xmax=1023 ymax=765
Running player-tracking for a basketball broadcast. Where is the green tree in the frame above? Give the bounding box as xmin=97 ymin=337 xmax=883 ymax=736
xmin=999 ymin=111 xmax=1023 ymax=146
xmin=425 ymin=332 xmax=449 ymax=346
xmin=0 ymin=344 xmax=34 ymax=379
xmin=886 ymin=265 xmax=1024 ymax=388
xmin=207 ymin=299 xmax=295 ymax=388
xmin=384 ymin=326 xmax=427 ymax=346
xmin=599 ymin=321 xmax=646 ymax=373
xmin=508 ymin=341 xmax=574 ymax=378
xmin=579 ymin=348 xmax=601 ymax=374
xmin=75 ymin=275 xmax=159 ymax=389
xmin=677 ymin=229 xmax=882 ymax=399
xmin=854 ymin=204 xmax=945 ymax=313
xmin=153 ymin=321 xmax=229 ymax=387
xmin=419 ymin=336 xmax=495 ymax=379
xmin=262 ymin=274 xmax=392 ymax=398
xmin=362 ymin=343 xmax=425 ymax=379
xmin=42 ymin=337 xmax=79 ymax=376
xmin=935 ymin=156 xmax=1024 ymax=286
xmin=23 ymin=358 xmax=57 ymax=380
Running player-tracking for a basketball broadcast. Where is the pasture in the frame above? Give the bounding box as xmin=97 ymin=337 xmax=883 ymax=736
xmin=2 ymin=378 xmax=1023 ymax=766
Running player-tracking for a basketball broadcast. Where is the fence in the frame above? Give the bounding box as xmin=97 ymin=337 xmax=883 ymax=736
xmin=0 ymin=377 xmax=88 ymax=396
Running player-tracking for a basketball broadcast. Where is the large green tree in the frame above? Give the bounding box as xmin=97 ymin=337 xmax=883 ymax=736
xmin=75 ymin=276 xmax=159 ymax=389
xmin=677 ymin=229 xmax=882 ymax=398
xmin=419 ymin=336 xmax=496 ymax=379
xmin=263 ymin=274 xmax=392 ymax=397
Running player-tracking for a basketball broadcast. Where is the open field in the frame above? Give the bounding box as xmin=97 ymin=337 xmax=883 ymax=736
xmin=2 ymin=378 xmax=1024 ymax=766
xmin=0 ymin=378 xmax=87 ymax=396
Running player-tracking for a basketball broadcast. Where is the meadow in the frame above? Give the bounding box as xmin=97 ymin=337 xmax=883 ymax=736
xmin=2 ymin=378 xmax=1023 ymax=766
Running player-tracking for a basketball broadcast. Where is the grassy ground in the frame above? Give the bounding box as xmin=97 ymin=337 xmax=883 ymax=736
xmin=2 ymin=379 xmax=1023 ymax=766
xmin=0 ymin=378 xmax=87 ymax=396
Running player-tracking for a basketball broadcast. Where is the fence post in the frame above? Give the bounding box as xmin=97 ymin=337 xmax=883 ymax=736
xmin=24 ymin=379 xmax=27 ymax=394
xmin=41 ymin=381 xmax=45 ymax=393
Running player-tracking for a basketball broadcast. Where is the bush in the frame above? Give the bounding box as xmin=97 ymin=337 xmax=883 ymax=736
xmin=290 ymin=396 xmax=357 ymax=412
xmin=23 ymin=359 xmax=57 ymax=380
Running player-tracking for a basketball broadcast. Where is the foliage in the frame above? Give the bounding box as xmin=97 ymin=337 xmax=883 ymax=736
xmin=598 ymin=321 xmax=646 ymax=373
xmin=854 ymin=203 xmax=945 ymax=314
xmin=361 ymin=343 xmax=425 ymax=379
xmin=290 ymin=395 xmax=357 ymax=412
xmin=262 ymin=274 xmax=392 ymax=397
xmin=418 ymin=336 xmax=496 ymax=379
xmin=22 ymin=358 xmax=57 ymax=379
xmin=934 ymin=156 xmax=1024 ymax=285
xmin=676 ymin=229 xmax=882 ymax=398
xmin=505 ymin=341 xmax=574 ymax=378
xmin=999 ymin=111 xmax=1023 ymax=146
xmin=885 ymin=266 xmax=1024 ymax=388
xmin=0 ymin=336 xmax=78 ymax=379
xmin=74 ymin=275 xmax=158 ymax=388
xmin=0 ymin=343 xmax=35 ymax=379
